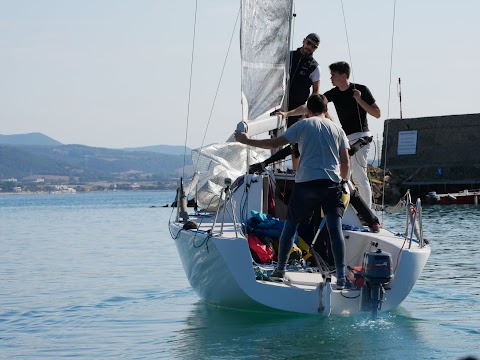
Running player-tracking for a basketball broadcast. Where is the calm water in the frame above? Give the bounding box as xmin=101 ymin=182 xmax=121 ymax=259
xmin=1 ymin=191 xmax=479 ymax=359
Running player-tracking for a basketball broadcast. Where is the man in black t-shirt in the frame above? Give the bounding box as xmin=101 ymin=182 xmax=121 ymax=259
xmin=323 ymin=61 xmax=381 ymax=209
xmin=280 ymin=61 xmax=381 ymax=208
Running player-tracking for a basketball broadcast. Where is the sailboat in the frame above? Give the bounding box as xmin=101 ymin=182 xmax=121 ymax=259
xmin=168 ymin=0 xmax=430 ymax=316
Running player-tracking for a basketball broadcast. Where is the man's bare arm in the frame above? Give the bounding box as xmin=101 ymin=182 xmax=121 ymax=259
xmin=278 ymin=104 xmax=308 ymax=119
xmin=339 ymin=148 xmax=350 ymax=180
xmin=234 ymin=133 xmax=290 ymax=150
xmin=353 ymin=89 xmax=381 ymax=118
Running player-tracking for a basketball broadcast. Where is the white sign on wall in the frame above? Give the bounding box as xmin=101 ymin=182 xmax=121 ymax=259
xmin=397 ymin=130 xmax=417 ymax=155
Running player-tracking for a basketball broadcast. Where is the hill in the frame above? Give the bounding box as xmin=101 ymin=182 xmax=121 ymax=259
xmin=0 ymin=144 xmax=192 ymax=181
xmin=123 ymin=144 xmax=191 ymax=155
xmin=0 ymin=132 xmax=196 ymax=187
xmin=0 ymin=145 xmax=88 ymax=179
xmin=0 ymin=133 xmax=63 ymax=146
xmin=0 ymin=132 xmax=192 ymax=155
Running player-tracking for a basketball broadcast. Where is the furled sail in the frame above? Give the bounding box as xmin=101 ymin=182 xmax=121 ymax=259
xmin=191 ymin=143 xmax=268 ymax=210
xmin=241 ymin=0 xmax=292 ymax=121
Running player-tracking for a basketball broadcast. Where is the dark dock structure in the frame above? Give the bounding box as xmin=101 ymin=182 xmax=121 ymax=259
xmin=381 ymin=113 xmax=480 ymax=197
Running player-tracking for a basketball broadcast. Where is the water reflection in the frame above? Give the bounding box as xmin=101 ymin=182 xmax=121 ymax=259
xmin=167 ymin=303 xmax=437 ymax=360
xmin=165 ymin=205 xmax=480 ymax=359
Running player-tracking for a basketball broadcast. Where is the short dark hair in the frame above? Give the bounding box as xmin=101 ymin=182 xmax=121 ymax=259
xmin=307 ymin=94 xmax=328 ymax=115
xmin=329 ymin=61 xmax=351 ymax=78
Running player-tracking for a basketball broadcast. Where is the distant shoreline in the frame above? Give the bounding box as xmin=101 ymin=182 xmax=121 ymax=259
xmin=0 ymin=189 xmax=176 ymax=195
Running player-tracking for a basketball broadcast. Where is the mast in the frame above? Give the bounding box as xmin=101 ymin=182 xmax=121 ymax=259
xmin=283 ymin=2 xmax=294 ymax=112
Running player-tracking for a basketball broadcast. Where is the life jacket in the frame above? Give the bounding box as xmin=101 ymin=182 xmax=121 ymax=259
xmin=248 ymin=234 xmax=274 ymax=264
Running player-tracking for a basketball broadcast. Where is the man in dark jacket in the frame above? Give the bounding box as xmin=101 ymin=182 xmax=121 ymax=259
xmin=287 ymin=33 xmax=322 ymax=119
xmin=284 ymin=33 xmax=322 ymax=172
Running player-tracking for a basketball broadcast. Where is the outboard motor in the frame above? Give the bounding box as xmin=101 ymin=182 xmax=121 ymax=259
xmin=360 ymin=249 xmax=393 ymax=319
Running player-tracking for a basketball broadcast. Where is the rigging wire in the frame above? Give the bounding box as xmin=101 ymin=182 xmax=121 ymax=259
xmin=340 ymin=1 xmax=399 ymax=215
xmin=381 ymin=0 xmax=397 ymax=223
xmin=199 ymin=7 xmax=241 ymax=151
xmin=182 ymin=0 xmax=199 ymax=181
xmin=339 ymin=0 xmax=363 ymax=133
xmin=187 ymin=7 xmax=240 ymax=197
xmin=339 ymin=1 xmax=371 ymax=176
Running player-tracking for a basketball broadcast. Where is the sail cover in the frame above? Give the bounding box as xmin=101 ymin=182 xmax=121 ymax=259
xmin=241 ymin=0 xmax=292 ymax=121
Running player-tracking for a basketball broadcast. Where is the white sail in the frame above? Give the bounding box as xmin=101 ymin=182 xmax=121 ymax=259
xmin=241 ymin=0 xmax=292 ymax=121
xmin=190 ymin=1 xmax=291 ymax=210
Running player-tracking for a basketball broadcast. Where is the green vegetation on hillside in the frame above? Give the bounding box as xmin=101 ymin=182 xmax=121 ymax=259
xmin=0 ymin=144 xmax=192 ymax=192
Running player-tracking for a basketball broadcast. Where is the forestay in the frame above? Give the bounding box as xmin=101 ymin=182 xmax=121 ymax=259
xmin=241 ymin=0 xmax=292 ymax=121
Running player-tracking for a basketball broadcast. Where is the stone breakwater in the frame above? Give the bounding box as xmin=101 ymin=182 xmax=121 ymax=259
xmin=369 ymin=165 xmax=409 ymax=205
xmin=369 ymin=166 xmax=450 ymax=205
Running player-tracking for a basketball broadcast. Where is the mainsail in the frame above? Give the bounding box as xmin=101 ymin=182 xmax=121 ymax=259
xmin=241 ymin=0 xmax=292 ymax=121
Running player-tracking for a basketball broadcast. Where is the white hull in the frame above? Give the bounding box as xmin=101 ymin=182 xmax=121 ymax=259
xmin=170 ymin=218 xmax=430 ymax=315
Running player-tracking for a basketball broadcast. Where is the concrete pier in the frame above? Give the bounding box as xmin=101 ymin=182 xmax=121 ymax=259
xmin=381 ymin=113 xmax=480 ymax=196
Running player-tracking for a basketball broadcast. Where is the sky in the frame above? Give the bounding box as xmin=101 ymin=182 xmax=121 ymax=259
xmin=1 ymin=0 xmax=479 ymax=150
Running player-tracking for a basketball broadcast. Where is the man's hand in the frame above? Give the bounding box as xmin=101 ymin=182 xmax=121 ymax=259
xmin=352 ymin=89 xmax=381 ymax=118
xmin=234 ymin=131 xmax=248 ymax=144
xmin=352 ymin=89 xmax=362 ymax=101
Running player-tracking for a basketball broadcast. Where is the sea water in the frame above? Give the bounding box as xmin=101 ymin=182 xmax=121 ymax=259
xmin=1 ymin=191 xmax=479 ymax=359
